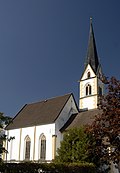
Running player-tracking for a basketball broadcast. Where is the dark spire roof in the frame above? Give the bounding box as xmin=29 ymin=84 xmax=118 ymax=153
xmin=85 ymin=18 xmax=100 ymax=73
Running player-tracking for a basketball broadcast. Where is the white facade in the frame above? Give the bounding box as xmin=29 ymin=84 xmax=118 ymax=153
xmin=6 ymin=124 xmax=55 ymax=161
xmin=55 ymin=95 xmax=78 ymax=149
xmin=4 ymin=95 xmax=78 ymax=162
xmin=79 ymin=64 xmax=104 ymax=110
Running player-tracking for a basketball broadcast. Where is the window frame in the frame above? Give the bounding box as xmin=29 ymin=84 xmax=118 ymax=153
xmin=24 ymin=135 xmax=31 ymax=160
xmin=39 ymin=134 xmax=46 ymax=161
xmin=85 ymin=84 xmax=92 ymax=96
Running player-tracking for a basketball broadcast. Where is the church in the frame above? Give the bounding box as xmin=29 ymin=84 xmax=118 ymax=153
xmin=4 ymin=19 xmax=105 ymax=162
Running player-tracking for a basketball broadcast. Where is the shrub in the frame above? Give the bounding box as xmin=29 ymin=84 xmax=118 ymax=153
xmin=0 ymin=162 xmax=96 ymax=173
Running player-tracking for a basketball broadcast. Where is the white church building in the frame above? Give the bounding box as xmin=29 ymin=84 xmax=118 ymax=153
xmin=4 ymin=19 xmax=105 ymax=163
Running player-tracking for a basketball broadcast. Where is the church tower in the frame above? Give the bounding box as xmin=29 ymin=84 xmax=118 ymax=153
xmin=79 ymin=19 xmax=104 ymax=110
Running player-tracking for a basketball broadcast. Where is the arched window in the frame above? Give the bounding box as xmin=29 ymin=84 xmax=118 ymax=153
xmin=39 ymin=134 xmax=46 ymax=160
xmin=25 ymin=135 xmax=31 ymax=160
xmin=86 ymin=84 xmax=92 ymax=96
xmin=87 ymin=72 xmax=91 ymax=78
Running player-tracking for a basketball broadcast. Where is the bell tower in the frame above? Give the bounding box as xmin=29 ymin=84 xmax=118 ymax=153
xmin=79 ymin=18 xmax=104 ymax=110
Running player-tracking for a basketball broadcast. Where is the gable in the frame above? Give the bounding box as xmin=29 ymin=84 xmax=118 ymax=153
xmin=6 ymin=93 xmax=74 ymax=130
xmin=55 ymin=94 xmax=79 ymax=130
xmin=81 ymin=64 xmax=96 ymax=81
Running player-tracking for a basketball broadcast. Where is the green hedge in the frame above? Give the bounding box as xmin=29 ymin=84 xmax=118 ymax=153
xmin=0 ymin=162 xmax=96 ymax=173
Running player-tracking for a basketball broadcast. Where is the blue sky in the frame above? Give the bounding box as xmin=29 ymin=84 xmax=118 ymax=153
xmin=0 ymin=0 xmax=119 ymax=116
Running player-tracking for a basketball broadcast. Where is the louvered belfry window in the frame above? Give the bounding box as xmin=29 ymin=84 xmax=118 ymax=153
xmin=40 ymin=135 xmax=46 ymax=160
xmin=25 ymin=136 xmax=31 ymax=160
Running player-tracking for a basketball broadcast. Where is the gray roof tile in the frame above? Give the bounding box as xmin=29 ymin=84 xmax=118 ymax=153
xmin=6 ymin=93 xmax=72 ymax=130
xmin=60 ymin=109 xmax=101 ymax=131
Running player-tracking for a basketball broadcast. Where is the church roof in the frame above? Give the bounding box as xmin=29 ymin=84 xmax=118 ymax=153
xmin=6 ymin=93 xmax=73 ymax=130
xmin=84 ymin=18 xmax=100 ymax=74
xmin=60 ymin=109 xmax=101 ymax=132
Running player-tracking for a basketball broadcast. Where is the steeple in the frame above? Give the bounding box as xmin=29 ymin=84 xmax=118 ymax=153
xmin=79 ymin=19 xmax=104 ymax=110
xmin=85 ymin=18 xmax=99 ymax=73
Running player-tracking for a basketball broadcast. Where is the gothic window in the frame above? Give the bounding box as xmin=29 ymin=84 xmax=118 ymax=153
xmin=86 ymin=84 xmax=92 ymax=96
xmin=25 ymin=135 xmax=31 ymax=160
xmin=87 ymin=71 xmax=91 ymax=78
xmin=39 ymin=134 xmax=46 ymax=160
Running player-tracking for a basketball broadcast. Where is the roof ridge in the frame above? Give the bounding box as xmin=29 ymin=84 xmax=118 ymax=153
xmin=26 ymin=93 xmax=72 ymax=105
xmin=6 ymin=93 xmax=74 ymax=130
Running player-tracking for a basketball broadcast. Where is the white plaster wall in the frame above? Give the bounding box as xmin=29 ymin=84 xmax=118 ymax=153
xmin=80 ymin=95 xmax=98 ymax=110
xmin=6 ymin=123 xmax=55 ymax=162
xmin=20 ymin=126 xmax=34 ymax=161
xmin=55 ymin=95 xmax=78 ymax=149
xmin=80 ymin=77 xmax=97 ymax=97
xmin=6 ymin=129 xmax=20 ymax=161
xmin=81 ymin=64 xmax=95 ymax=80
xmin=79 ymin=77 xmax=98 ymax=109
xmin=79 ymin=64 xmax=99 ymax=110
xmin=35 ymin=123 xmax=55 ymax=161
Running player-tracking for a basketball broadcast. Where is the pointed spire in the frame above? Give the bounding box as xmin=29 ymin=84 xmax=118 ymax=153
xmin=85 ymin=18 xmax=99 ymax=73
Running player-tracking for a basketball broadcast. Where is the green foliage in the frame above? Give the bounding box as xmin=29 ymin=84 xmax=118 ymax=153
xmin=0 ymin=112 xmax=11 ymax=128
xmin=0 ymin=162 xmax=96 ymax=173
xmin=55 ymin=127 xmax=91 ymax=163
xmin=0 ymin=112 xmax=12 ymax=156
